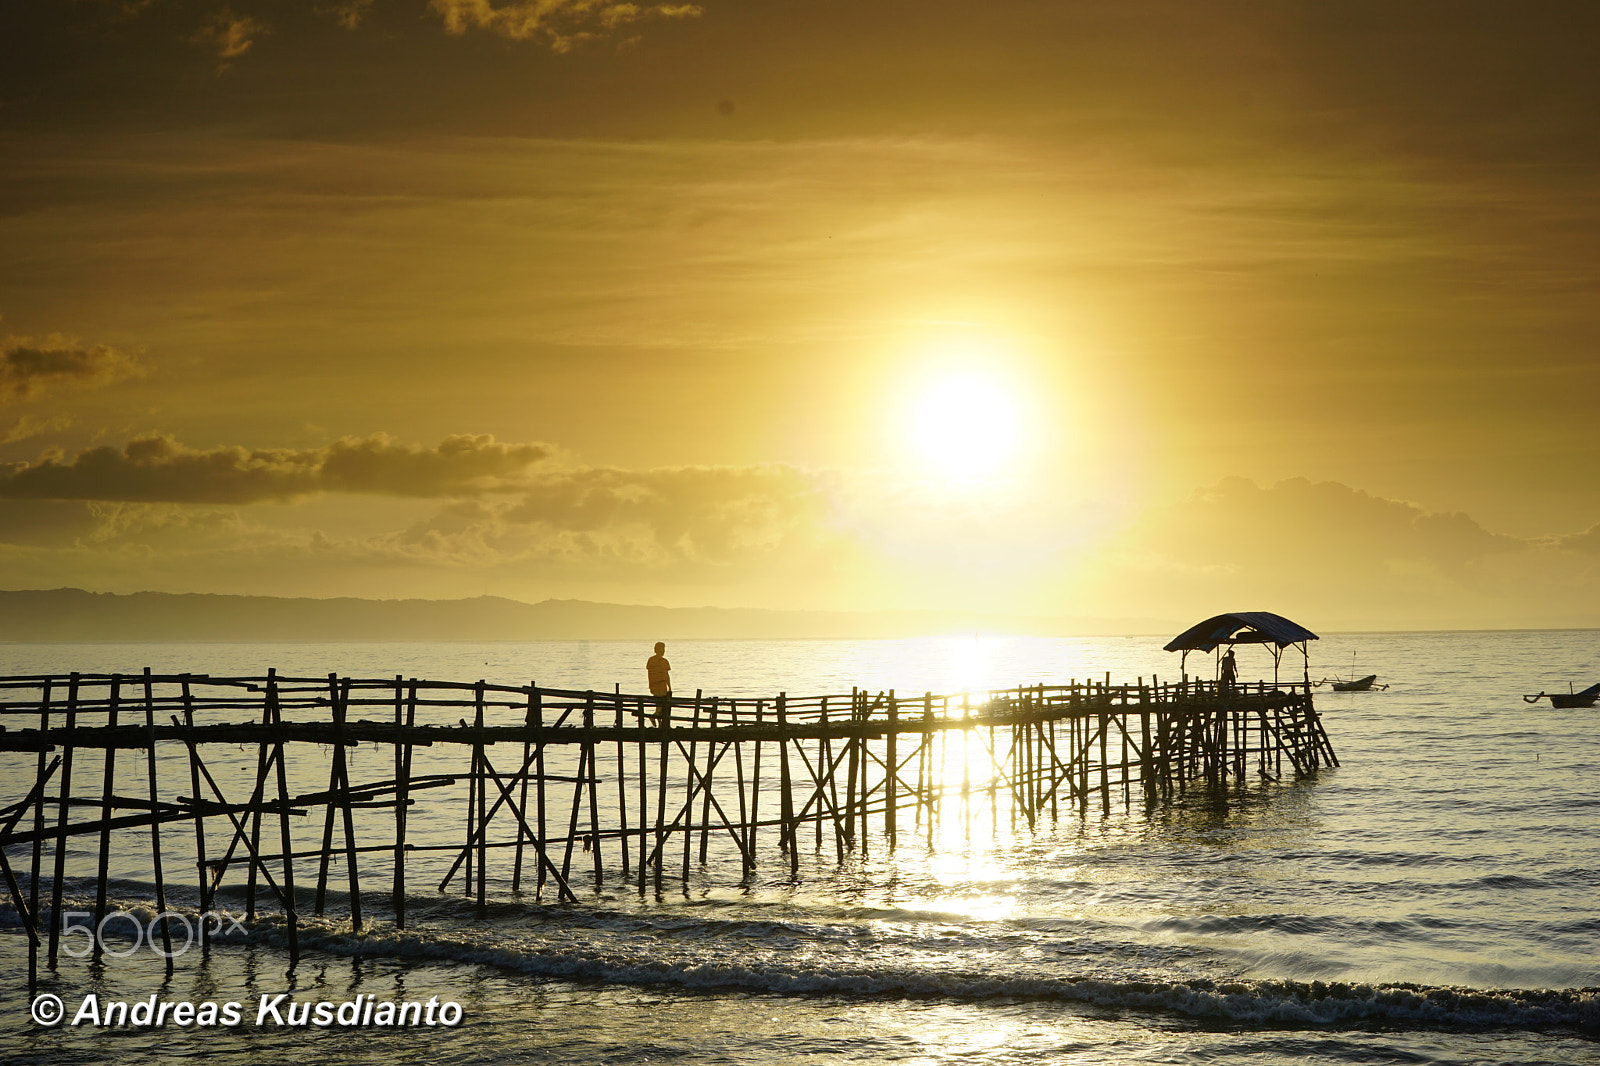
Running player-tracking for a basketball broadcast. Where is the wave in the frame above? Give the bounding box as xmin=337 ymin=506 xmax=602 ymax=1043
xmin=214 ymin=919 xmax=1600 ymax=1032
xmin=6 ymin=895 xmax=1595 ymax=1034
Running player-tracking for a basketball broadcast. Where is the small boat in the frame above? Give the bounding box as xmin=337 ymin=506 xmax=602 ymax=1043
xmin=1314 ymin=673 xmax=1387 ymax=691
xmin=1523 ymin=682 xmax=1600 ymax=709
xmin=1313 ymin=649 xmax=1386 ymax=691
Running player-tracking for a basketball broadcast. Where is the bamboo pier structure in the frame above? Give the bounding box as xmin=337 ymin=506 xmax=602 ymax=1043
xmin=0 ymin=669 xmax=1336 ymax=978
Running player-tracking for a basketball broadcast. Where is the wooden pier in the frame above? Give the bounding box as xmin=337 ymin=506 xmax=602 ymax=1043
xmin=0 ymin=669 xmax=1336 ymax=977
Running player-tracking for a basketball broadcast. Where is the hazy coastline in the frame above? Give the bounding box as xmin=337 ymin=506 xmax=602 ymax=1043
xmin=0 ymin=587 xmax=1177 ymax=643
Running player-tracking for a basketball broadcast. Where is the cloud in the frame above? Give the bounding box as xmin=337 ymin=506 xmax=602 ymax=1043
xmin=0 ymin=499 xmax=103 ymax=546
xmin=321 ymin=0 xmax=375 ymax=30
xmin=0 ymin=433 xmax=551 ymax=503
xmin=393 ymin=462 xmax=835 ymax=570
xmin=1550 ymin=522 xmax=1600 ymax=555
xmin=1080 ymin=476 xmax=1581 ymax=629
xmin=1128 ymin=477 xmax=1524 ymax=575
xmin=1 ymin=413 xmax=75 ymax=445
xmin=32 ymin=0 xmax=702 ymax=63
xmin=190 ymin=9 xmax=267 ymax=60
xmin=1 ymin=334 xmax=145 ymax=403
xmin=10 ymin=462 xmax=1600 ymax=627
xmin=427 ymin=0 xmax=701 ymax=51
xmin=0 ymin=458 xmax=850 ymax=607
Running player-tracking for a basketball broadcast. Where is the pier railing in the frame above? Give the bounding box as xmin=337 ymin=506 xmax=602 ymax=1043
xmin=0 ymin=670 xmax=1335 ymax=975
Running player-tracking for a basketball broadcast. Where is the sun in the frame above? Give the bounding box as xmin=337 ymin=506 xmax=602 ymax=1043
xmin=897 ymin=360 xmax=1030 ymax=488
xmin=907 ymin=372 xmax=1023 ymax=478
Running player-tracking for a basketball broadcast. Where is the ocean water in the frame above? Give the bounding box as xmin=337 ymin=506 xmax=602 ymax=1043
xmin=1 ymin=631 xmax=1598 ymax=1064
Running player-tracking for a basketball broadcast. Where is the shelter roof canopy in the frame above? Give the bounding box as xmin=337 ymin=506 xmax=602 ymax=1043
xmin=1163 ymin=612 xmax=1319 ymax=654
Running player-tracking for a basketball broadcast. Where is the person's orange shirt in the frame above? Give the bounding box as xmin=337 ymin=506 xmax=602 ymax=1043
xmin=647 ymin=653 xmax=671 ymax=696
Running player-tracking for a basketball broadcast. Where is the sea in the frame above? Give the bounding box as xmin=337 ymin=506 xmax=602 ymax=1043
xmin=1 ymin=630 xmax=1597 ymax=1065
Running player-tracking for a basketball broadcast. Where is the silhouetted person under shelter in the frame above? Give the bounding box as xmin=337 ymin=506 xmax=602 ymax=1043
xmin=1220 ymin=649 xmax=1238 ymax=694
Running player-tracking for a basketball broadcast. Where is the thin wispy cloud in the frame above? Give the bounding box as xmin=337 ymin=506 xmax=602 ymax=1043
xmin=191 ymin=8 xmax=267 ymax=60
xmin=0 ymin=333 xmax=145 ymax=403
xmin=400 ymin=462 xmax=832 ymax=567
xmin=428 ymin=0 xmax=702 ymax=51
xmin=321 ymin=0 xmax=375 ymax=30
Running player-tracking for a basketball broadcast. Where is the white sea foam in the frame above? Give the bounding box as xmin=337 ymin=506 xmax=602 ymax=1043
xmin=9 ymin=895 xmax=1593 ymax=1033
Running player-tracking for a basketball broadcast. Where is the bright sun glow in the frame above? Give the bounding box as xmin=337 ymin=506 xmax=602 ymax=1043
xmin=897 ymin=349 xmax=1032 ymax=489
xmin=908 ymin=373 xmax=1023 ymax=479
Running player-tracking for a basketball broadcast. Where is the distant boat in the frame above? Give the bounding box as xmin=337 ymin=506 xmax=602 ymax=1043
xmin=1315 ymin=673 xmax=1387 ymax=691
xmin=1313 ymin=649 xmax=1386 ymax=692
xmin=1523 ymin=683 xmax=1600 ymax=709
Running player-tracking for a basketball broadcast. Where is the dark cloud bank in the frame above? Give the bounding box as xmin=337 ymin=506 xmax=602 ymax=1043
xmin=0 ymin=433 xmax=549 ymax=503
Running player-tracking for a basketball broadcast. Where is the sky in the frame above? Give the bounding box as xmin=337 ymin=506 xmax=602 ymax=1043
xmin=2 ymin=0 xmax=1599 ymax=631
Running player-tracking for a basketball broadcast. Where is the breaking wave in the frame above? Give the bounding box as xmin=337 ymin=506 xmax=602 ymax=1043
xmin=8 ymin=892 xmax=1596 ymax=1034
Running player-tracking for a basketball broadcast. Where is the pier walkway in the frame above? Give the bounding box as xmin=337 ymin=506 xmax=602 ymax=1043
xmin=0 ymin=670 xmax=1336 ymax=974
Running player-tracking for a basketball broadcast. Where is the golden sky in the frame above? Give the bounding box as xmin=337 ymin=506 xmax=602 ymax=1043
xmin=2 ymin=1 xmax=1599 ymax=630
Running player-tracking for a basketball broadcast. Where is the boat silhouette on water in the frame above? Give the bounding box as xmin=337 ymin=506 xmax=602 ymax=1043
xmin=1314 ymin=652 xmax=1387 ymax=692
xmin=1523 ymin=682 xmax=1600 ymax=709
xmin=1328 ymin=673 xmax=1383 ymax=692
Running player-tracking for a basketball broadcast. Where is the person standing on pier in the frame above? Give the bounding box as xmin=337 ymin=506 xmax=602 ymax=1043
xmin=647 ymin=641 xmax=672 ymax=720
xmin=1220 ymin=648 xmax=1238 ymax=694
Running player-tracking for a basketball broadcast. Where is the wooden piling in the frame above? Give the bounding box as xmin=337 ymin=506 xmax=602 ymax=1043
xmin=778 ymin=693 xmax=797 ymax=878
xmin=653 ymin=696 xmax=670 ymax=896
xmin=699 ymin=696 xmax=715 ymax=865
xmin=91 ymin=675 xmax=119 ymax=956
xmin=476 ymin=682 xmax=489 ymax=909
xmin=394 ymin=677 xmax=414 ymax=927
xmin=586 ymin=695 xmax=603 ymax=886
xmin=45 ymin=673 xmax=79 ymax=970
xmin=683 ymin=692 xmax=700 ymax=885
xmin=748 ymin=699 xmax=764 ymax=868
xmin=141 ymin=670 xmax=172 ymax=962
xmin=27 ymin=678 xmax=52 ymax=984
xmin=637 ymin=695 xmax=649 ymax=892
xmin=885 ymin=692 xmax=898 ymax=850
xmin=614 ymin=691 xmax=630 ymax=878
xmin=334 ymin=678 xmax=363 ymax=933
xmin=179 ymin=680 xmax=210 ymax=953
xmin=266 ymin=672 xmax=300 ymax=962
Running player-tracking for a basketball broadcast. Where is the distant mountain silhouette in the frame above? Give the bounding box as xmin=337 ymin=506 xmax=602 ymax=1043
xmin=0 ymin=588 xmax=1174 ymax=642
